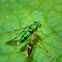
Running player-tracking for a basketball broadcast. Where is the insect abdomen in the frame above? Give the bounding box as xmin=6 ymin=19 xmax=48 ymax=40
xmin=20 ymin=31 xmax=31 ymax=42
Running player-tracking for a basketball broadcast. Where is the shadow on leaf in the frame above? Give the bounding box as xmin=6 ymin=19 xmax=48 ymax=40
xmin=20 ymin=43 xmax=27 ymax=52
xmin=6 ymin=40 xmax=19 ymax=46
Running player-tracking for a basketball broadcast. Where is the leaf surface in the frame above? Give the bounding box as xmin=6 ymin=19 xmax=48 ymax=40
xmin=0 ymin=0 xmax=62 ymax=62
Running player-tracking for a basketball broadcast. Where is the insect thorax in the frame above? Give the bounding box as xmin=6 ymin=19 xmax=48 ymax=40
xmin=29 ymin=24 xmax=38 ymax=33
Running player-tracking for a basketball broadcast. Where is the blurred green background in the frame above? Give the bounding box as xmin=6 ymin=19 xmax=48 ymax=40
xmin=0 ymin=0 xmax=62 ymax=62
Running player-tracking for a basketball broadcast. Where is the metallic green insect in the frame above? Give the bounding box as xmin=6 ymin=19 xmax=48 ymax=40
xmin=18 ymin=22 xmax=41 ymax=44
xmin=6 ymin=21 xmax=48 ymax=58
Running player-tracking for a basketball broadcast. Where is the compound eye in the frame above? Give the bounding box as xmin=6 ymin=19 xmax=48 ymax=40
xmin=29 ymin=29 xmax=32 ymax=32
xmin=39 ymin=24 xmax=41 ymax=27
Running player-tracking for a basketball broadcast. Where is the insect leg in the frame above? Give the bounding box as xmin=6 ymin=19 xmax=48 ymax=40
xmin=40 ymin=30 xmax=49 ymax=37
xmin=38 ymin=40 xmax=48 ymax=53
xmin=35 ymin=34 xmax=48 ymax=53
xmin=37 ymin=30 xmax=49 ymax=37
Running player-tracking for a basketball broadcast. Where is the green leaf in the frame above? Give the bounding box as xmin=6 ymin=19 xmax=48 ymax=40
xmin=0 ymin=0 xmax=62 ymax=62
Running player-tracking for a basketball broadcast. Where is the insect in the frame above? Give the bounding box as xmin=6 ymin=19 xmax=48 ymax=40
xmin=5 ymin=21 xmax=48 ymax=58
xmin=17 ymin=22 xmax=41 ymax=45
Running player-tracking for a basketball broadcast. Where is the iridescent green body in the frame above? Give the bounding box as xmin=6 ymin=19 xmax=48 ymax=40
xmin=20 ymin=22 xmax=41 ymax=43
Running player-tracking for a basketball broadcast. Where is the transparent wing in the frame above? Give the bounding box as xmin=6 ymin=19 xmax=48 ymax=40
xmin=0 ymin=26 xmax=30 ymax=34
xmin=10 ymin=30 xmax=26 ymax=41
